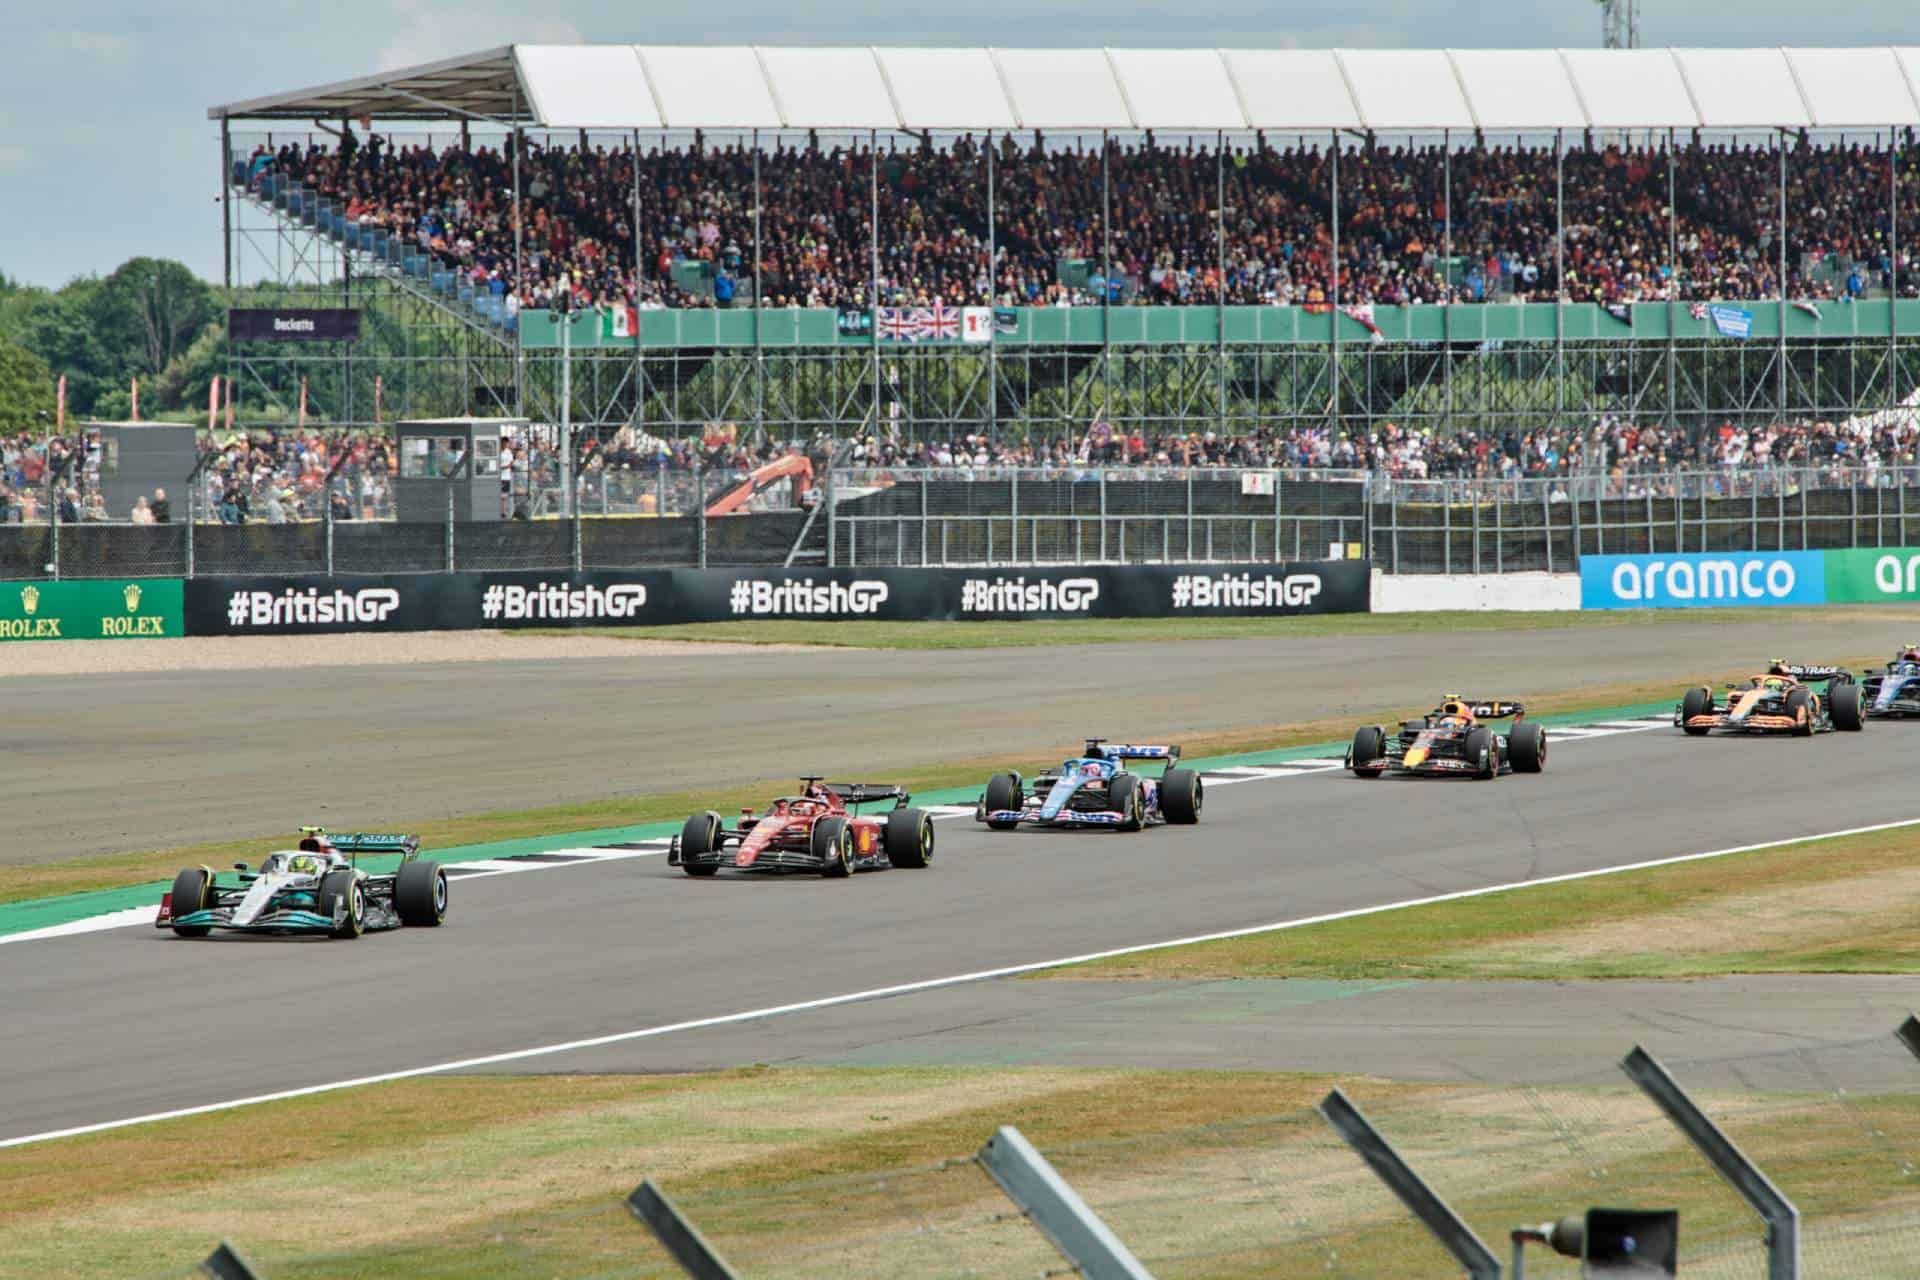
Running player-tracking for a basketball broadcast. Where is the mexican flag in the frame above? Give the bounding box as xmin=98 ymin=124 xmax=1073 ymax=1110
xmin=602 ymin=304 xmax=639 ymax=341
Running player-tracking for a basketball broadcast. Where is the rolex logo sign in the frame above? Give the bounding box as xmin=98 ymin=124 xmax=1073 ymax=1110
xmin=21 ymin=585 xmax=38 ymax=615
xmin=125 ymin=584 xmax=142 ymax=612
xmin=3 ymin=584 xmax=60 ymax=639
xmin=2 ymin=580 xmax=181 ymax=642
xmin=100 ymin=582 xmax=167 ymax=638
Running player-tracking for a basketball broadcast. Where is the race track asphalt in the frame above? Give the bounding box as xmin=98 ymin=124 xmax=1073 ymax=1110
xmin=5 ymin=716 xmax=1915 ymax=1145
xmin=3 ymin=611 xmax=1913 ymax=866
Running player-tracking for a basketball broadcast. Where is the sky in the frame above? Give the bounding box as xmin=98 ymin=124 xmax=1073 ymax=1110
xmin=2 ymin=1 xmax=1916 ymax=289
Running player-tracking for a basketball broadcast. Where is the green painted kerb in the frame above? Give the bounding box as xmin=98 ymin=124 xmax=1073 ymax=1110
xmin=0 ymin=700 xmax=1671 ymax=939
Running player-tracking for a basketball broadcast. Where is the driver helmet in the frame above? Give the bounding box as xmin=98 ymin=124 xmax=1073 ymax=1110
xmin=1081 ymin=760 xmax=1107 ymax=777
xmin=1434 ymin=698 xmax=1474 ymax=728
xmin=1900 ymin=645 xmax=1920 ymax=663
xmin=1761 ymin=675 xmax=1788 ymax=692
xmin=288 ymin=852 xmax=320 ymax=876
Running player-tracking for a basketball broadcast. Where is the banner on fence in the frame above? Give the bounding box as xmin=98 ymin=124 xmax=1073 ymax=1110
xmin=1823 ymin=547 xmax=1920 ymax=603
xmin=1579 ymin=551 xmax=1826 ymax=609
xmin=0 ymin=578 xmax=184 ymax=642
xmin=183 ymin=563 xmax=1369 ymax=635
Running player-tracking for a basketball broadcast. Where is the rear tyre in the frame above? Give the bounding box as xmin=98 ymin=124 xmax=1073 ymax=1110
xmin=1159 ymin=768 xmax=1203 ymax=823
xmin=318 ymin=871 xmax=365 ymax=939
xmin=1507 ymin=722 xmax=1547 ymax=774
xmin=1681 ymin=686 xmax=1713 ymax=736
xmin=1829 ymin=681 xmax=1864 ymax=732
xmin=983 ymin=773 xmax=1023 ymax=831
xmin=1786 ymin=687 xmax=1815 ymax=737
xmin=394 ymin=860 xmax=448 ymax=926
xmin=883 ymin=808 xmax=934 ymax=868
xmin=1465 ymin=727 xmax=1498 ymax=780
xmin=679 ymin=811 xmax=722 ymax=877
xmin=1349 ymin=726 xmax=1386 ymax=778
xmin=169 ymin=867 xmax=212 ymax=938
xmin=812 ymin=817 xmax=853 ymax=877
xmin=1110 ymin=774 xmax=1144 ymax=831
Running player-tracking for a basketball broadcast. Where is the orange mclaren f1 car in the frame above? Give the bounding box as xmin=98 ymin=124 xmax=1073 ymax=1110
xmin=1674 ymin=661 xmax=1865 ymax=737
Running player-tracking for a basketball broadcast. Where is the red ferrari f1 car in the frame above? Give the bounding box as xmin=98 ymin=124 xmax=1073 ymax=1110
xmin=669 ymin=778 xmax=935 ymax=878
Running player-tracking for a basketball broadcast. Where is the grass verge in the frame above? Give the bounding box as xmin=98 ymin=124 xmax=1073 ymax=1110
xmin=7 ymin=1064 xmax=1917 ymax=1279
xmin=531 ymin=605 xmax=1920 ymax=650
xmin=1045 ymin=819 xmax=1920 ymax=982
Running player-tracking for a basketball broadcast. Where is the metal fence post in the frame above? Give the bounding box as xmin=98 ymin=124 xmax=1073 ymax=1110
xmin=1319 ymin=1088 xmax=1502 ymax=1279
xmin=1622 ymin=1045 xmax=1798 ymax=1280
xmin=199 ymin=1240 xmax=264 ymax=1280
xmin=49 ymin=501 xmax=59 ymax=581
xmin=185 ymin=482 xmax=195 ymax=581
xmin=976 ymin=1125 xmax=1154 ymax=1280
xmin=1010 ymin=469 xmax=1019 ymax=565
xmin=1472 ymin=480 xmax=1481 ymax=573
xmin=821 ymin=460 xmax=832 ymax=570
xmin=324 ymin=491 xmax=334 ymax=577
xmin=1099 ymin=468 xmax=1109 ymax=562
xmin=698 ymin=465 xmax=710 ymax=570
xmin=625 ymin=1180 xmax=741 ymax=1280
xmin=445 ymin=484 xmax=454 ymax=573
xmin=572 ymin=482 xmax=584 ymax=574
xmin=1185 ymin=469 xmax=1194 ymax=561
xmin=920 ymin=469 xmax=928 ymax=567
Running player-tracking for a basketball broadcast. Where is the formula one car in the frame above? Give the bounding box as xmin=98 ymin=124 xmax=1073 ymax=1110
xmin=1346 ymin=696 xmax=1547 ymax=779
xmin=1675 ymin=660 xmax=1864 ymax=736
xmin=670 ymin=779 xmax=934 ymax=877
xmin=975 ymin=739 xmax=1203 ymax=831
xmin=157 ymin=828 xmax=448 ymax=939
xmin=1858 ymin=644 xmax=1920 ymax=719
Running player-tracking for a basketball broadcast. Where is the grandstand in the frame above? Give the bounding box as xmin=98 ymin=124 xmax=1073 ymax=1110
xmin=212 ymin=46 xmax=1920 ymax=443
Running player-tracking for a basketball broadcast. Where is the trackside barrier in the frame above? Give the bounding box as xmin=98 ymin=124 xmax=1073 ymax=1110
xmin=1371 ymin=570 xmax=1578 ymax=613
xmin=1898 ymin=1014 xmax=1920 ymax=1062
xmin=1580 ymin=545 xmax=1920 ymax=609
xmin=627 ymin=1179 xmax=741 ymax=1280
xmin=1622 ymin=1046 xmax=1800 ymax=1280
xmin=977 ymin=1125 xmax=1156 ymax=1280
xmin=0 ymin=578 xmax=183 ymax=643
xmin=197 ymin=1241 xmax=263 ymax=1280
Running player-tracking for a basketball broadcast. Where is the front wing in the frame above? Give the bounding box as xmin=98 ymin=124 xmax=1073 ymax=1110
xmin=668 ymin=832 xmax=889 ymax=872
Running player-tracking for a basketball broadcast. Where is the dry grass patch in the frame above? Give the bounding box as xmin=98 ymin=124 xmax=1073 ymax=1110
xmin=1050 ymin=819 xmax=1920 ymax=982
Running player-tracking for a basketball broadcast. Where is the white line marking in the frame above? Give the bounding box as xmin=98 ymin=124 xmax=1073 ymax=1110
xmin=0 ymin=717 xmax=1675 ymax=948
xmin=9 ymin=812 xmax=1917 ymax=1151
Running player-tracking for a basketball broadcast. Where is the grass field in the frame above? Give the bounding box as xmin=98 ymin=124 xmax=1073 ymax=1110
xmin=545 ymin=604 xmax=1918 ymax=649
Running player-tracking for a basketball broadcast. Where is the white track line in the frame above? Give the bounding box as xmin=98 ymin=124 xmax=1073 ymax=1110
xmin=8 ymin=810 xmax=1916 ymax=1151
xmin=3 ymin=719 xmax=1673 ymax=948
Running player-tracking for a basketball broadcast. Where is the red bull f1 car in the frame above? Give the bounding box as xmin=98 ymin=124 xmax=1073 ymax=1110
xmin=1346 ymin=697 xmax=1547 ymax=779
xmin=975 ymin=739 xmax=1203 ymax=831
xmin=1676 ymin=661 xmax=1864 ymax=736
xmin=1859 ymin=645 xmax=1920 ymax=720
xmin=670 ymin=779 xmax=935 ymax=877
xmin=158 ymin=828 xmax=448 ymax=939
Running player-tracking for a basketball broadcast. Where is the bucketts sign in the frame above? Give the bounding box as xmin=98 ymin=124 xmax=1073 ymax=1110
xmin=228 ymin=308 xmax=361 ymax=342
xmin=0 ymin=579 xmax=184 ymax=641
xmin=1580 ymin=552 xmax=1825 ymax=609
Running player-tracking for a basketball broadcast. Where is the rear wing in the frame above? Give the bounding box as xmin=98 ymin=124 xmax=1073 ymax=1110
xmin=1086 ymin=742 xmax=1183 ymax=766
xmin=301 ymin=827 xmax=421 ymax=858
xmin=1433 ymin=699 xmax=1525 ymax=720
xmin=1766 ymin=661 xmax=1849 ymax=683
xmin=821 ymin=783 xmax=910 ymax=808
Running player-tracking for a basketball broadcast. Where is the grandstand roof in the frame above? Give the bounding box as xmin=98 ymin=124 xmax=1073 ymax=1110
xmin=209 ymin=45 xmax=1920 ymax=131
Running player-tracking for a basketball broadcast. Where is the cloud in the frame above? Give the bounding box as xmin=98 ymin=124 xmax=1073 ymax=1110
xmin=48 ymin=30 xmax=136 ymax=69
xmin=378 ymin=14 xmax=583 ymax=71
xmin=0 ymin=145 xmax=31 ymax=177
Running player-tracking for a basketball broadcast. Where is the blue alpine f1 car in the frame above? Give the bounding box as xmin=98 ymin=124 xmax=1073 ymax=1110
xmin=975 ymin=739 xmax=1203 ymax=832
xmin=1861 ymin=645 xmax=1920 ymax=719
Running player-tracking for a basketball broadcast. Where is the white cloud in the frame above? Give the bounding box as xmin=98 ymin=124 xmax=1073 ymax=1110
xmin=378 ymin=15 xmax=583 ymax=71
xmin=48 ymin=30 xmax=136 ymax=69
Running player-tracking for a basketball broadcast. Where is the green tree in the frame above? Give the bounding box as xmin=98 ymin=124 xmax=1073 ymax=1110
xmin=0 ymin=335 xmax=56 ymax=432
xmin=90 ymin=258 xmax=215 ymax=385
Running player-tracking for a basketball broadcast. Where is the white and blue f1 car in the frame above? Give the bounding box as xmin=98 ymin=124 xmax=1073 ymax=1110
xmin=157 ymin=828 xmax=448 ymax=940
xmin=975 ymin=739 xmax=1203 ymax=832
xmin=1861 ymin=645 xmax=1920 ymax=719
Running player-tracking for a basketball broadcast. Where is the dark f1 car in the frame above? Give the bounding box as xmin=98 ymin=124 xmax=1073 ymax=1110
xmin=158 ymin=828 xmax=448 ymax=939
xmin=1859 ymin=645 xmax=1920 ymax=719
xmin=670 ymin=779 xmax=934 ymax=878
xmin=1675 ymin=661 xmax=1864 ymax=736
xmin=1346 ymin=697 xmax=1547 ymax=779
xmin=975 ymin=739 xmax=1203 ymax=831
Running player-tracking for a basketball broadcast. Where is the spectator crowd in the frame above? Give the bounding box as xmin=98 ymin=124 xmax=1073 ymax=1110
xmin=246 ymin=130 xmax=1920 ymax=317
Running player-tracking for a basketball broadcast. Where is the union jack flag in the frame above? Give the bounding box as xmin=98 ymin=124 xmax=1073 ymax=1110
xmin=876 ymin=301 xmax=961 ymax=343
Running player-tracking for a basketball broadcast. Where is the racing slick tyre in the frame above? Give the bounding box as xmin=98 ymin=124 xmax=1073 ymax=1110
xmin=679 ymin=811 xmax=722 ymax=877
xmin=1159 ymin=768 xmax=1203 ymax=824
xmin=168 ymin=867 xmax=213 ymax=938
xmin=1110 ymin=774 xmax=1144 ymax=832
xmin=1349 ymin=726 xmax=1387 ymax=778
xmin=394 ymin=860 xmax=449 ymax=926
xmin=1786 ymin=687 xmax=1816 ymax=737
xmin=812 ymin=817 xmax=854 ymax=877
xmin=983 ymin=774 xmax=1024 ymax=831
xmin=1507 ymin=722 xmax=1547 ymax=773
xmin=1465 ymin=727 xmax=1499 ymax=780
xmin=1829 ymin=681 xmax=1865 ymax=732
xmin=884 ymin=807 xmax=935 ymax=869
xmin=1680 ymin=687 xmax=1713 ymax=736
xmin=318 ymin=871 xmax=365 ymax=939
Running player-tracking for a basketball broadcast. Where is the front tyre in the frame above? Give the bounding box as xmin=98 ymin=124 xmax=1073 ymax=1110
xmin=1680 ymin=686 xmax=1713 ymax=736
xmin=884 ymin=808 xmax=935 ymax=869
xmin=1159 ymin=768 xmax=1203 ymax=824
xmin=1109 ymin=774 xmax=1144 ymax=832
xmin=1829 ymin=682 xmax=1864 ymax=732
xmin=169 ymin=867 xmax=212 ymax=938
xmin=1507 ymin=722 xmax=1547 ymax=773
xmin=679 ymin=811 xmax=723 ymax=877
xmin=1786 ymin=687 xmax=1815 ymax=737
xmin=812 ymin=817 xmax=853 ymax=877
xmin=1465 ymin=727 xmax=1498 ymax=780
xmin=983 ymin=773 xmax=1023 ymax=831
xmin=319 ymin=871 xmax=365 ymax=939
xmin=1348 ymin=726 xmax=1386 ymax=778
xmin=394 ymin=860 xmax=448 ymax=926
